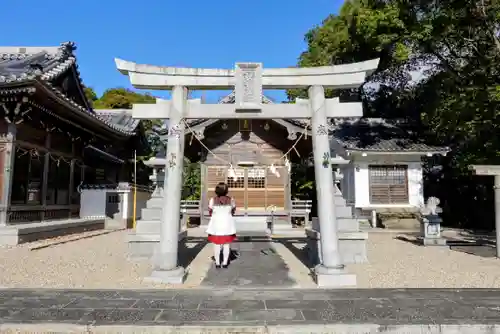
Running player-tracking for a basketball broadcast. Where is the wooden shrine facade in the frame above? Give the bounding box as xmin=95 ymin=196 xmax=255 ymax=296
xmin=183 ymin=93 xmax=312 ymax=220
xmin=0 ymin=42 xmax=149 ymax=224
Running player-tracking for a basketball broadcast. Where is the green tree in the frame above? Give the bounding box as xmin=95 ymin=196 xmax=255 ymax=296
xmin=292 ymin=0 xmax=500 ymax=228
xmin=83 ymin=86 xmax=98 ymax=105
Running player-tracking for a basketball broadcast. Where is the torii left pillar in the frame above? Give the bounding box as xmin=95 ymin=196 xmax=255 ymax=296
xmin=148 ymin=86 xmax=187 ymax=283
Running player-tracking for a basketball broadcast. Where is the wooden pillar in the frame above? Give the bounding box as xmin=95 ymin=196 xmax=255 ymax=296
xmin=0 ymin=123 xmax=16 ymax=226
xmin=68 ymin=141 xmax=77 ymax=218
xmin=200 ymin=163 xmax=207 ymax=223
xmin=40 ymin=131 xmax=51 ymax=221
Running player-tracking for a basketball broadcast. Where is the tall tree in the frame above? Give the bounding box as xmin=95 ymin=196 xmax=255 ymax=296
xmin=292 ymin=0 xmax=500 ymax=228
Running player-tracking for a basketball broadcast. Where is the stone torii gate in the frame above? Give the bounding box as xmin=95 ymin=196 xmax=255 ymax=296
xmin=116 ymin=59 xmax=379 ymax=287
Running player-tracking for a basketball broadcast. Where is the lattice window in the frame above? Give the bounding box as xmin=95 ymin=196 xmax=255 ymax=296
xmin=247 ymin=177 xmax=265 ymax=188
xmin=227 ymin=168 xmax=245 ymax=188
xmin=369 ymin=165 xmax=409 ymax=204
xmin=227 ymin=177 xmax=244 ymax=188
xmin=247 ymin=168 xmax=265 ymax=188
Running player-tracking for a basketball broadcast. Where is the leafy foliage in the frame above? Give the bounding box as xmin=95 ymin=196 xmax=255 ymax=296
xmin=292 ymin=0 xmax=500 ymax=228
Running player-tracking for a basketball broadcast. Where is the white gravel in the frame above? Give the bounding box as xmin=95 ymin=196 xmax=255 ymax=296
xmin=347 ymin=232 xmax=500 ymax=288
xmin=0 ymin=230 xmax=212 ymax=289
xmin=1 ymin=229 xmax=500 ymax=289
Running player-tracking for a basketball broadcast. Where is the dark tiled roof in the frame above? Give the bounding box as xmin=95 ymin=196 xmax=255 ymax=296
xmin=331 ymin=118 xmax=449 ymax=153
xmin=94 ymin=109 xmax=140 ymax=133
xmin=0 ymin=42 xmax=136 ymax=136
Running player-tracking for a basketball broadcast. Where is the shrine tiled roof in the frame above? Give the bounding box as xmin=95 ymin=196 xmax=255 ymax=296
xmin=0 ymin=42 xmax=137 ymax=136
xmin=330 ymin=118 xmax=449 ymax=153
xmin=94 ymin=109 xmax=141 ymax=133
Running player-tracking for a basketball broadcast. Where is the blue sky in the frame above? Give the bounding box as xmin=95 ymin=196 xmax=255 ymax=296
xmin=3 ymin=0 xmax=342 ymax=102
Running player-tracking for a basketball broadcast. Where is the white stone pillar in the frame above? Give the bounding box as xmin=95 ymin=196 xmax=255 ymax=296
xmin=309 ymin=85 xmax=356 ymax=287
xmin=150 ymin=86 xmax=187 ymax=284
xmin=495 ymin=175 xmax=500 ymax=258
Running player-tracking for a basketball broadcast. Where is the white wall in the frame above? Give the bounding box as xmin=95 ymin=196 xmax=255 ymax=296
xmin=350 ymin=154 xmax=424 ymax=210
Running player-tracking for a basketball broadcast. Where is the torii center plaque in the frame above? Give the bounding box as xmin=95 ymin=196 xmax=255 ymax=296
xmin=235 ymin=63 xmax=263 ymax=111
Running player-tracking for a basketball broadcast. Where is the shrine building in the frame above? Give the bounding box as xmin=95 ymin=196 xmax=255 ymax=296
xmin=185 ymin=92 xmax=449 ymax=223
xmin=0 ymin=42 xmax=149 ymax=242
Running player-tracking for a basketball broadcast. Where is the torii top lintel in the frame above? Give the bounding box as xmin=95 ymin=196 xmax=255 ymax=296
xmin=114 ymin=58 xmax=380 ymax=91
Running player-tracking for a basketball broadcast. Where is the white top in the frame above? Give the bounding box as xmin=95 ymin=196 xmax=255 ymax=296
xmin=205 ymin=197 xmax=236 ymax=236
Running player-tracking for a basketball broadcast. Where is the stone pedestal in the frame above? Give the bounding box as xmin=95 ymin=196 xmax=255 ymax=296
xmin=314 ymin=264 xmax=357 ymax=287
xmin=419 ymin=215 xmax=446 ymax=246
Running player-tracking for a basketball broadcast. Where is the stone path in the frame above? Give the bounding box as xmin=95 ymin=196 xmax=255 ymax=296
xmin=201 ymin=238 xmax=296 ymax=287
xmin=1 ymin=288 xmax=500 ymax=331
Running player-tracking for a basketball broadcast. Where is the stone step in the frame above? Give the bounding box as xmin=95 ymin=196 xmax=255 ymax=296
xmin=135 ymin=220 xmax=161 ymax=234
xmin=337 ymin=218 xmax=360 ymax=231
xmin=334 ymin=195 xmax=346 ymax=206
xmin=146 ymin=198 xmax=163 ymax=208
xmin=141 ymin=207 xmax=162 ymax=221
xmin=234 ymin=216 xmax=268 ymax=234
xmin=335 ymin=205 xmax=352 ymax=218
xmin=312 ymin=217 xmax=359 ymax=232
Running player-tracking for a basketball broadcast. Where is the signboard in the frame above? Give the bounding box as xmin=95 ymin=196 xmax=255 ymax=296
xmin=471 ymin=165 xmax=500 ymax=176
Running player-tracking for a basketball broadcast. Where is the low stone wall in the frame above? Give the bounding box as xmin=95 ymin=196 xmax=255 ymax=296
xmin=305 ymin=228 xmax=368 ymax=265
xmin=0 ymin=218 xmax=105 ymax=245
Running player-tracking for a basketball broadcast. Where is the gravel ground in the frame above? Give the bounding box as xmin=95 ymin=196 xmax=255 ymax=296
xmin=0 ymin=230 xmax=212 ymax=289
xmin=1 ymin=230 xmax=500 ymax=289
xmin=347 ymin=232 xmax=500 ymax=288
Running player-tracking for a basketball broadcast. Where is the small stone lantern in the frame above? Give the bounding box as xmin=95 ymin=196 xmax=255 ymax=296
xmin=144 ymin=146 xmax=167 ymax=199
xmin=418 ymin=197 xmax=446 ymax=246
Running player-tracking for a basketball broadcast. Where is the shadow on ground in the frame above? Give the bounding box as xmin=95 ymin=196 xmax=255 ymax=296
xmin=450 ymin=245 xmax=497 ymax=258
xmin=179 ymin=237 xmax=208 ymax=268
xmin=395 ymin=232 xmax=497 ymax=259
xmin=201 ymin=236 xmax=298 ymax=287
xmin=276 ymin=237 xmax=315 ymax=281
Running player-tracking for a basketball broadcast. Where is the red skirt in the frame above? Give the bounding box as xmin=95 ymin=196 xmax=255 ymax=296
xmin=208 ymin=234 xmax=236 ymax=244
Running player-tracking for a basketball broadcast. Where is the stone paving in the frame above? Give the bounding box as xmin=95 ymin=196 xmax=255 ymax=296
xmin=201 ymin=238 xmax=296 ymax=287
xmin=1 ymin=288 xmax=500 ymax=328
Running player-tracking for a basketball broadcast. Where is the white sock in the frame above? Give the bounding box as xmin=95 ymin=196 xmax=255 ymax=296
xmin=222 ymin=243 xmax=230 ymax=265
xmin=213 ymin=244 xmax=222 ymax=265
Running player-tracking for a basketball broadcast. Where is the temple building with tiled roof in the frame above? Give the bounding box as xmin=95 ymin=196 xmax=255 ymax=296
xmin=0 ymin=42 xmax=150 ymax=228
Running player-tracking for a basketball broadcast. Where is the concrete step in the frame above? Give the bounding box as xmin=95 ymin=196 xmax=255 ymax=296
xmin=234 ymin=216 xmax=268 ymax=234
xmin=335 ymin=205 xmax=352 ymax=218
xmin=146 ymin=198 xmax=163 ymax=208
xmin=312 ymin=217 xmax=359 ymax=232
xmin=337 ymin=218 xmax=360 ymax=231
xmin=141 ymin=207 xmax=162 ymax=220
xmin=135 ymin=220 xmax=161 ymax=234
xmin=334 ymin=195 xmax=346 ymax=206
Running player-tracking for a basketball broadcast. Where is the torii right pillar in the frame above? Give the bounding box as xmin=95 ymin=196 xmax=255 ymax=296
xmin=309 ymin=85 xmax=356 ymax=286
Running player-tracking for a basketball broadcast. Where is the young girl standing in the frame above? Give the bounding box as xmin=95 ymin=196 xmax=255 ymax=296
xmin=206 ymin=182 xmax=237 ymax=268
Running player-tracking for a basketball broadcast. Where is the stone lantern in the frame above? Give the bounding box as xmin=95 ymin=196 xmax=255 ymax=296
xmin=126 ymin=145 xmax=187 ymax=260
xmin=144 ymin=145 xmax=167 ymax=203
xmin=418 ymin=197 xmax=446 ymax=246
